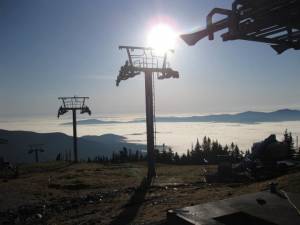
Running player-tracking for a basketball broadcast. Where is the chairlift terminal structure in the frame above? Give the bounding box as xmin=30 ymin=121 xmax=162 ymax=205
xmin=57 ymin=96 xmax=91 ymax=162
xmin=116 ymin=46 xmax=179 ymax=180
xmin=181 ymin=0 xmax=300 ymax=54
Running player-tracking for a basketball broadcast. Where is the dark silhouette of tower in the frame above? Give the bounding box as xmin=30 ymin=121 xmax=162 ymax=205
xmin=28 ymin=144 xmax=45 ymax=163
xmin=57 ymin=96 xmax=91 ymax=162
xmin=181 ymin=0 xmax=300 ymax=54
xmin=116 ymin=46 xmax=179 ymax=180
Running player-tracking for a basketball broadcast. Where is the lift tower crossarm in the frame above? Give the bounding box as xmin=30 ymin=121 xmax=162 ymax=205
xmin=116 ymin=46 xmax=179 ymax=86
xmin=58 ymin=97 xmax=90 ymax=110
xmin=181 ymin=0 xmax=300 ymax=54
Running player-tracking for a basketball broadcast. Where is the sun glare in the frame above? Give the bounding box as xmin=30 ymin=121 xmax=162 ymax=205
xmin=147 ymin=24 xmax=177 ymax=53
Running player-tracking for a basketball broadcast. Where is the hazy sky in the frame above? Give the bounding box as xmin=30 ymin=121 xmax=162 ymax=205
xmin=1 ymin=0 xmax=300 ymax=118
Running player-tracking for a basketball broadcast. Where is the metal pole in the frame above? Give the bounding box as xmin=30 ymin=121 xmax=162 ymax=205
xmin=72 ymin=109 xmax=78 ymax=162
xmin=144 ymin=70 xmax=156 ymax=179
xmin=35 ymin=150 xmax=39 ymax=163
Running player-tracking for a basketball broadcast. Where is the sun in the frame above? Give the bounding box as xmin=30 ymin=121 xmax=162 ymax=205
xmin=147 ymin=23 xmax=177 ymax=53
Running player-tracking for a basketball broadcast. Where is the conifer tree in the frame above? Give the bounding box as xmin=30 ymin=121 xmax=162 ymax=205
xmin=283 ymin=129 xmax=295 ymax=159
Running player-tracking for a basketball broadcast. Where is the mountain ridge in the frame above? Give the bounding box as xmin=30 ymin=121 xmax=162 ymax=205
xmin=61 ymin=109 xmax=300 ymax=125
xmin=0 ymin=129 xmax=144 ymax=163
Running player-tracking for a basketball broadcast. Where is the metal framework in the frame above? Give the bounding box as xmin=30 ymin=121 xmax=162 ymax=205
xmin=57 ymin=96 xmax=91 ymax=162
xmin=117 ymin=46 xmax=179 ymax=180
xmin=181 ymin=0 xmax=300 ymax=54
xmin=116 ymin=46 xmax=179 ymax=86
xmin=28 ymin=144 xmax=45 ymax=163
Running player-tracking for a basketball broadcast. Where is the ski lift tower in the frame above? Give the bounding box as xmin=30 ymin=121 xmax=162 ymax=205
xmin=28 ymin=144 xmax=45 ymax=163
xmin=57 ymin=96 xmax=91 ymax=162
xmin=116 ymin=46 xmax=179 ymax=180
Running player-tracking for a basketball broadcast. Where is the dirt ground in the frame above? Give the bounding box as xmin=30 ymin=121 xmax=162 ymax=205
xmin=0 ymin=161 xmax=299 ymax=225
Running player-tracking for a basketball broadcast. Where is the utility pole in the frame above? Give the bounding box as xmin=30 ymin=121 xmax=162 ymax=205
xmin=116 ymin=46 xmax=179 ymax=180
xmin=57 ymin=96 xmax=91 ymax=162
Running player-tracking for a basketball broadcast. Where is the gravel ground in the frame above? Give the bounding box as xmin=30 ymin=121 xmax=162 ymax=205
xmin=0 ymin=162 xmax=299 ymax=225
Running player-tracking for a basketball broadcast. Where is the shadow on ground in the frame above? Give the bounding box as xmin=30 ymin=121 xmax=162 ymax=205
xmin=109 ymin=177 xmax=151 ymax=225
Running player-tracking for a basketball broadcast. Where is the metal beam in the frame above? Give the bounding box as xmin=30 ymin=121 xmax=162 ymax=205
xmin=144 ymin=71 xmax=156 ymax=179
xmin=180 ymin=0 xmax=300 ymax=54
xmin=72 ymin=109 xmax=78 ymax=162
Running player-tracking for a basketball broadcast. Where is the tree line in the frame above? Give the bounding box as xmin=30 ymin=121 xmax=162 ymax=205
xmin=56 ymin=130 xmax=296 ymax=164
xmin=283 ymin=129 xmax=295 ymax=159
xmin=90 ymin=136 xmax=243 ymax=165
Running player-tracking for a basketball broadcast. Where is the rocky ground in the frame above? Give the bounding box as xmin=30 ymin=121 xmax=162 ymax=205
xmin=0 ymin=161 xmax=299 ymax=225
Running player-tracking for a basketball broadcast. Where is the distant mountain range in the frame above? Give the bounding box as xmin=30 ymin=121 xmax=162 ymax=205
xmin=62 ymin=109 xmax=300 ymax=125
xmin=61 ymin=119 xmax=120 ymax=125
xmin=0 ymin=129 xmax=145 ymax=163
xmin=153 ymin=109 xmax=300 ymax=123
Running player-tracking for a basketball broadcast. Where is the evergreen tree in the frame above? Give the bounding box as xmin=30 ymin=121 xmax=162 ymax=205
xmin=195 ymin=138 xmax=201 ymax=151
xmin=223 ymin=145 xmax=229 ymax=154
xmin=181 ymin=153 xmax=187 ymax=164
xmin=233 ymin=145 xmax=241 ymax=162
xmin=191 ymin=138 xmax=204 ymax=164
xmin=283 ymin=129 xmax=295 ymax=159
xmin=186 ymin=149 xmax=191 ymax=164
xmin=167 ymin=147 xmax=174 ymax=162
xmin=174 ymin=152 xmax=180 ymax=164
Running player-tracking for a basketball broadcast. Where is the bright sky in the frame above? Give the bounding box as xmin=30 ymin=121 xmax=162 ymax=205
xmin=0 ymin=0 xmax=300 ymax=118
